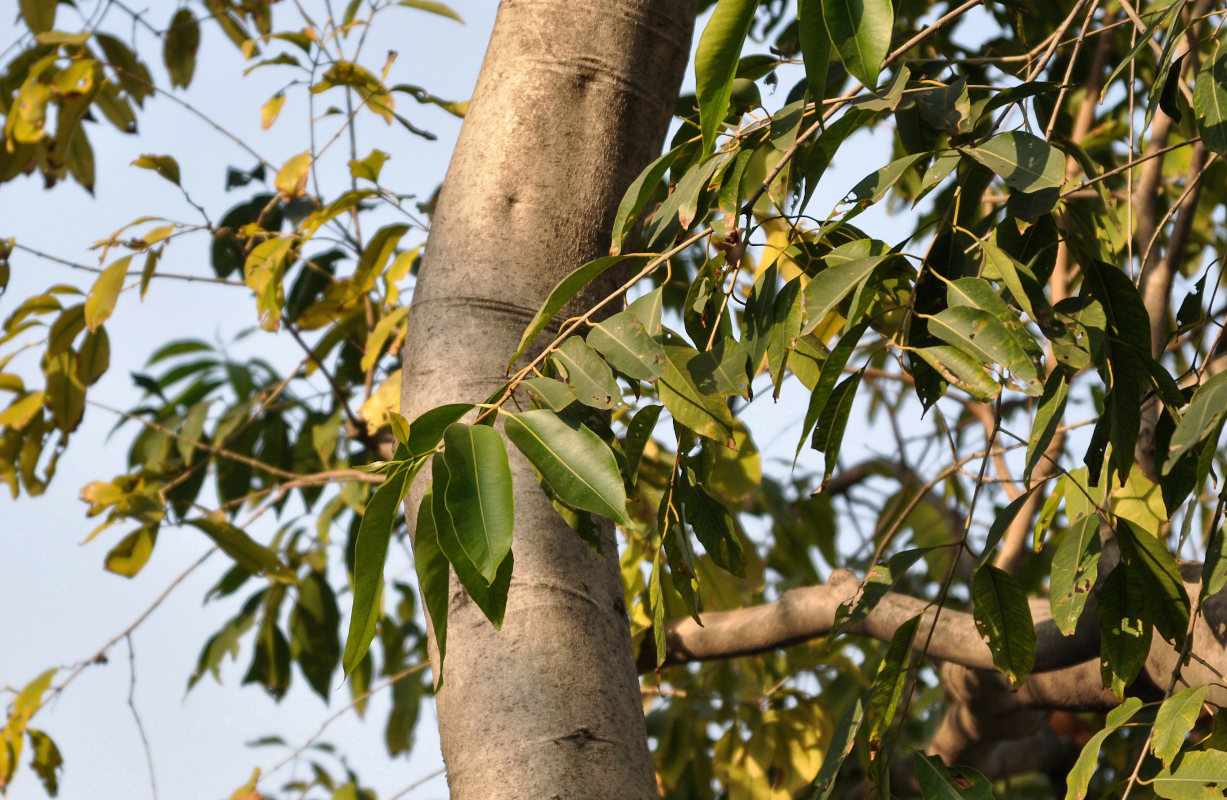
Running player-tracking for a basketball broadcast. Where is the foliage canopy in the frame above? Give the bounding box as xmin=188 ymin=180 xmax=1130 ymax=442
xmin=5 ymin=0 xmax=1227 ymax=798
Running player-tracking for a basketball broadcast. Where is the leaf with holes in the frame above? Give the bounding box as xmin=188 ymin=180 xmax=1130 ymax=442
xmin=972 ymin=565 xmax=1035 ymax=688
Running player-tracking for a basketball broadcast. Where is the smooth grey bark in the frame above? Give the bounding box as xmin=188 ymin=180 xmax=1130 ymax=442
xmin=399 ymin=1 xmax=696 ymax=797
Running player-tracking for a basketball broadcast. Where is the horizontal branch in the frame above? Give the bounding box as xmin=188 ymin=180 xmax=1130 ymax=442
xmin=643 ymin=568 xmax=1100 ymax=673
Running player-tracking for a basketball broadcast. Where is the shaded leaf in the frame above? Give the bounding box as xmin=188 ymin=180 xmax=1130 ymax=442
xmin=103 ymin=523 xmax=159 ymax=578
xmin=164 ymin=8 xmax=201 ymax=88
xmin=1195 ymin=50 xmax=1227 ymax=155
xmin=552 ymin=336 xmax=622 ymax=409
xmin=971 ymin=565 xmax=1035 ymax=688
xmin=587 ymin=307 xmax=666 ymax=381
xmin=965 ymin=132 xmax=1064 ymax=192
xmin=440 ymin=423 xmax=515 ymax=583
xmin=188 ymin=518 xmax=296 ymax=583
xmin=1049 ymin=515 xmax=1100 ymax=636
xmin=659 ymin=338 xmax=735 ymax=447
xmin=131 ymin=154 xmax=181 ymax=186
xmin=914 ymin=754 xmax=993 ymax=800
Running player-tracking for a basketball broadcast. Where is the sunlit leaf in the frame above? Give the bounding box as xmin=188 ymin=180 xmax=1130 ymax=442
xmin=694 ymin=0 xmax=759 ymax=152
xmin=1151 ymin=749 xmax=1227 ymax=799
xmin=84 ymin=255 xmax=131 ymax=332
xmin=823 ymin=0 xmax=893 ymax=89
xmin=1195 ymin=50 xmax=1227 ymax=155
xmin=439 ymin=423 xmax=515 ymax=583
xmin=103 ymin=523 xmax=159 ymax=578
xmin=275 ymin=151 xmax=312 ymax=200
xmin=131 ymin=154 xmax=181 ymax=186
xmin=1049 ymin=515 xmax=1099 ymax=635
xmin=660 ymin=337 xmax=735 ymax=447
xmin=1151 ymin=685 xmax=1208 ymax=768
xmin=505 ymin=409 xmax=630 ymax=526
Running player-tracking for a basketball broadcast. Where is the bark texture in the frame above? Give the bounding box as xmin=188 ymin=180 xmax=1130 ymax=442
xmin=399 ymin=1 xmax=697 ymax=797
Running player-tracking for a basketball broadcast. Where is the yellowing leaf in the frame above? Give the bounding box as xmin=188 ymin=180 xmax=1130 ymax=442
xmin=131 ymin=154 xmax=181 ymax=186
xmin=84 ymin=255 xmax=131 ymax=331
xmin=275 ymin=151 xmax=311 ymax=200
xmin=359 ymin=369 xmax=401 ymax=435
xmin=0 ymin=391 xmax=44 ymax=429
xmin=261 ymin=93 xmax=286 ymax=130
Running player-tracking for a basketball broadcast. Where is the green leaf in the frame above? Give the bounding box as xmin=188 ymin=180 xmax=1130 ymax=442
xmin=864 ymin=612 xmax=919 ymax=750
xmin=687 ymin=336 xmax=749 ymax=396
xmin=624 ymin=404 xmax=662 ymax=485
xmin=1151 ymin=749 xmax=1227 ymax=799
xmin=977 ymin=486 xmax=1040 ymax=567
xmin=645 ymin=155 xmax=724 ymax=248
xmin=798 ymin=0 xmax=832 ymax=104
xmin=131 ymin=154 xmax=181 ymax=186
xmin=913 ymin=346 xmax=1001 ymax=402
xmin=694 ymin=0 xmax=759 ymax=153
xmin=587 ymin=307 xmax=666 ymax=381
xmin=801 ymin=253 xmax=890 ymax=335
xmin=440 ymin=423 xmax=515 ymax=583
xmin=521 ymin=377 xmax=579 ymax=412
xmin=847 ymin=153 xmax=923 ymax=206
xmin=1025 ymin=370 xmax=1069 ymax=483
xmin=342 ymin=462 xmax=415 ymax=676
xmin=812 ymin=369 xmax=863 ymax=487
xmin=414 ymin=488 xmax=451 ymax=675
xmin=971 ymin=565 xmax=1035 ymax=688
xmin=164 ymin=8 xmax=201 ymax=89
xmin=103 ymin=523 xmax=159 ymax=578
xmin=1049 ymin=515 xmax=1100 ymax=636
xmin=1165 ymin=371 xmax=1227 ymax=472
xmin=1195 ymin=49 xmax=1227 ymax=155
xmin=510 ymin=255 xmax=647 ymax=368
xmin=188 ymin=518 xmax=296 ymax=583
xmin=1152 ymin=685 xmax=1208 ymax=768
xmin=397 ymin=0 xmax=464 ymax=23
xmin=914 ymin=754 xmax=993 ymax=800
xmin=1118 ymin=519 xmax=1190 ymax=645
xmin=650 ymin=550 xmax=667 ymax=667
xmin=680 ymin=468 xmax=743 ymax=576
xmin=927 ymin=305 xmax=1041 ymax=394
xmin=406 ymin=403 xmax=474 ymax=457
xmin=26 ymin=729 xmax=62 ymax=796
xmin=1096 ymin=564 xmax=1150 ymax=695
xmin=19 ymin=0 xmax=56 ymax=32
xmin=659 ymin=338 xmax=736 ymax=447
xmin=823 ymin=0 xmax=893 ymax=89
xmin=611 ymin=147 xmax=682 ymax=253
xmin=430 ymin=456 xmax=515 ymax=627
xmin=965 ymin=131 xmax=1064 ymax=192
xmin=552 ymin=336 xmax=622 ymax=409
xmin=84 ymin=255 xmax=131 ymax=332
xmin=348 ymin=149 xmax=390 ymax=183
xmin=1064 ymin=697 xmax=1143 ymax=800
xmin=796 ymin=321 xmax=867 ymax=463
xmin=504 ymin=409 xmax=630 ymax=526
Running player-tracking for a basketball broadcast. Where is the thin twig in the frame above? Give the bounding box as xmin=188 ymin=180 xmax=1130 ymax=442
xmin=125 ymin=635 xmax=160 ymax=800
xmin=12 ymin=243 xmax=244 ymax=286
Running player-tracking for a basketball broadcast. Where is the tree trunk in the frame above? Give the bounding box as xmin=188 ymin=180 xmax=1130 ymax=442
xmin=399 ymin=2 xmax=697 ymax=797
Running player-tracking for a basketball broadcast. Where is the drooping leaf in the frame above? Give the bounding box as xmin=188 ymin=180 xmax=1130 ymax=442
xmin=659 ymin=337 xmax=736 ymax=448
xmin=801 ymin=253 xmax=890 ymax=335
xmin=164 ymin=8 xmax=201 ymax=88
xmin=1096 ymin=564 xmax=1150 ymax=696
xmin=187 ymin=518 xmax=296 ymax=584
xmin=406 ymin=403 xmax=474 ymax=457
xmin=504 ymin=409 xmax=630 ymax=526
xmin=624 ymin=404 xmax=662 ymax=485
xmin=971 ymin=565 xmax=1035 ymax=688
xmin=913 ymin=346 xmax=1000 ymax=402
xmin=694 ymin=0 xmax=759 ymax=153
xmin=812 ymin=369 xmax=863 ymax=487
xmin=552 ymin=336 xmax=622 ymax=409
xmin=439 ymin=423 xmax=515 ymax=584
xmin=798 ymin=0 xmax=832 ymax=104
xmin=1151 ymin=685 xmax=1208 ymax=768
xmin=103 ymin=522 xmax=159 ymax=578
xmin=796 ymin=321 xmax=867 ymax=463
xmin=1065 ymin=697 xmax=1144 ymax=799
xmin=1194 ymin=50 xmax=1227 ymax=155
xmin=414 ymin=488 xmax=451 ymax=676
xmin=587 ymin=307 xmax=666 ymax=381
xmin=397 ymin=0 xmax=464 ymax=23
xmin=965 ymin=131 xmax=1064 ymax=192
xmin=510 ymin=255 xmax=648 ymax=368
xmin=1165 ymin=371 xmax=1227 ymax=472
xmin=25 ymin=729 xmax=62 ymax=797
xmin=611 ymin=147 xmax=683 ymax=254
xmin=864 ymin=613 xmax=919 ymax=753
xmin=342 ymin=461 xmax=415 ymax=676
xmin=1117 ymin=519 xmax=1190 ymax=646
xmin=1049 ymin=515 xmax=1100 ymax=636
xmin=680 ymin=467 xmax=743 ymax=576
xmin=84 ymin=255 xmax=132 ymax=332
xmin=687 ymin=336 xmax=749 ymax=396
xmin=1025 ymin=370 xmax=1069 ymax=483
xmin=430 ymin=458 xmax=514 ymax=627
xmin=914 ymin=753 xmax=993 ymax=800
xmin=823 ymin=0 xmax=894 ymax=89
xmin=131 ymin=154 xmax=181 ymax=186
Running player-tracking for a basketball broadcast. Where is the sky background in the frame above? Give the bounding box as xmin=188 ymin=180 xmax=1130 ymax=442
xmin=0 ymin=2 xmax=925 ymax=799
